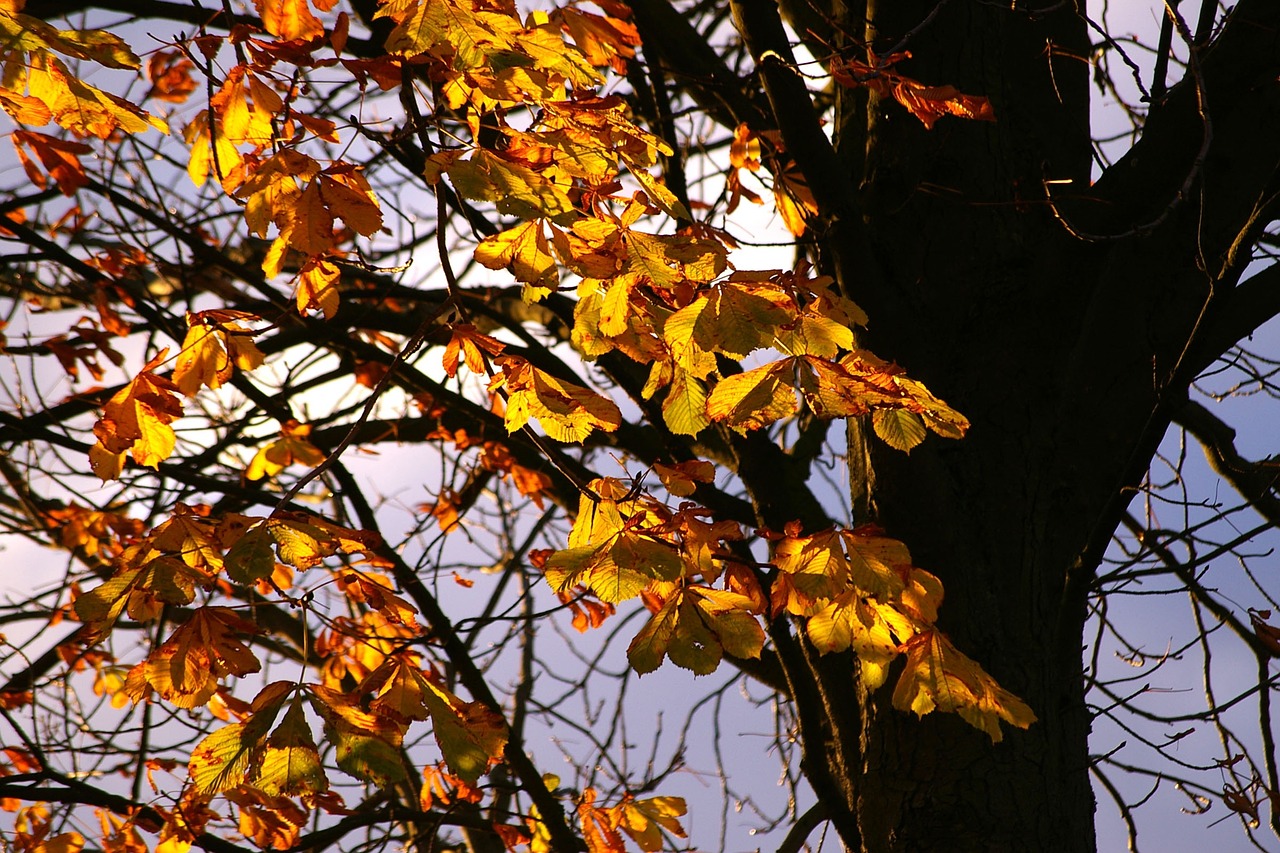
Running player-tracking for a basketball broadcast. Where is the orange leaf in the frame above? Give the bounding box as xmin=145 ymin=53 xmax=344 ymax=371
xmin=11 ymin=131 xmax=91 ymax=194
xmin=442 ymin=324 xmax=505 ymax=377
xmin=256 ymin=0 xmax=325 ymax=41
xmin=145 ymin=50 xmax=197 ymax=103
xmin=90 ymin=350 xmax=184 ymax=478
xmin=172 ymin=311 xmax=265 ymax=396
xmin=246 ymin=419 xmax=326 ymax=480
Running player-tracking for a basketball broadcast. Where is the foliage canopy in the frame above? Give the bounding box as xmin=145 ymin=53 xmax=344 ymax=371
xmin=2 ymin=0 xmax=1280 ymax=851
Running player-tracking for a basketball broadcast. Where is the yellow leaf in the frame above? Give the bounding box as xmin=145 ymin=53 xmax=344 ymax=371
xmin=660 ymin=369 xmax=710 ymax=437
xmin=840 ymin=527 xmax=911 ymax=601
xmin=284 ymin=179 xmax=334 ymax=255
xmin=442 ymin=324 xmax=505 ymax=377
xmin=30 ymin=834 xmax=84 ymax=853
xmin=632 ymin=166 xmax=690 ymax=222
xmin=652 ymin=459 xmax=714 ymax=497
xmin=255 ymin=0 xmax=325 ymax=41
xmin=256 ymin=697 xmax=328 ymax=796
xmin=873 ymin=408 xmax=927 ymax=452
xmin=26 ymin=53 xmax=165 ymax=138
xmin=184 ymin=114 xmax=242 ymax=189
xmin=213 ymin=68 xmax=275 ymax=147
xmin=143 ymin=607 xmax=262 ymax=709
xmin=609 ymin=795 xmax=687 ymax=852
xmin=627 ymin=586 xmax=763 ymax=675
xmin=246 ymin=419 xmax=326 ymax=480
xmin=295 ymin=258 xmax=341 ymax=318
xmin=188 ymin=683 xmax=291 ymax=794
xmin=318 ymin=171 xmax=383 ymax=236
xmin=475 ymin=221 xmax=559 ymax=291
xmin=90 ymin=350 xmax=183 ymax=477
xmin=449 ymin=150 xmax=577 ymax=224
xmin=498 ymin=356 xmax=621 ymax=442
xmin=892 ymin=631 xmax=1036 ymax=742
xmin=806 ymin=591 xmax=912 ymax=688
xmin=705 ymin=359 xmax=798 ymax=431
xmin=172 ymin=311 xmax=264 ymax=396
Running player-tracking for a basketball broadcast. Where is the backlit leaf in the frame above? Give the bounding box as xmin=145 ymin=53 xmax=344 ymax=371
xmin=90 ymin=350 xmax=184 ymax=478
xmin=892 ymin=631 xmax=1036 ymax=742
xmin=706 ymin=359 xmax=798 ymax=431
xmin=873 ymin=408 xmax=927 ymax=452
xmin=498 ymin=356 xmax=621 ymax=443
xmin=256 ymin=696 xmax=328 ymax=797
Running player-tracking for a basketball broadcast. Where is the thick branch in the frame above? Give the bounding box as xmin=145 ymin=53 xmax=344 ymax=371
xmin=1174 ymin=399 xmax=1280 ymax=529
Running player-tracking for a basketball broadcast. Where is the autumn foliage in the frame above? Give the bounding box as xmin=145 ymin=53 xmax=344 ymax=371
xmin=0 ymin=0 xmax=1037 ymax=849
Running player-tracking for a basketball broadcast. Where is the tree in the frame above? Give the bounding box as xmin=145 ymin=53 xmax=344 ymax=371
xmin=1 ymin=0 xmax=1279 ymax=850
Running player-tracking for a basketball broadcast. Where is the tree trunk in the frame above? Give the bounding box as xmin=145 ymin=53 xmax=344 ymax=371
xmin=826 ymin=2 xmax=1103 ymax=849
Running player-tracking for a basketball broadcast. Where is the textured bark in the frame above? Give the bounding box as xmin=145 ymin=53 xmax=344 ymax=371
xmin=795 ymin=1 xmax=1280 ymax=851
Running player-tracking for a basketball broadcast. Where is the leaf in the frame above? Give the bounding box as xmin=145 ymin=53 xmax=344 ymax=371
xmin=653 ymin=459 xmax=714 ymax=498
xmin=627 ymin=586 xmax=763 ymax=676
xmin=418 ymin=676 xmax=508 ymax=784
xmin=806 ymin=591 xmax=914 ymax=688
xmin=840 ymin=526 xmax=911 ymax=601
xmin=188 ymin=682 xmax=291 ymax=794
xmin=660 ymin=369 xmax=710 ymax=437
xmin=318 ymin=171 xmax=383 ymax=236
xmin=246 ymin=419 xmax=326 ymax=481
xmin=498 ymin=356 xmax=621 ymax=442
xmin=705 ymin=359 xmax=798 ymax=431
xmin=579 ymin=788 xmax=627 ymax=853
xmin=25 ymin=54 xmax=166 ymax=138
xmin=73 ymin=566 xmax=143 ymax=632
xmin=172 ymin=311 xmax=265 ymax=396
xmin=771 ymin=529 xmax=849 ymax=615
xmin=144 ymin=50 xmax=196 ymax=103
xmin=448 ymin=150 xmax=577 ymax=224
xmin=90 ymin=350 xmax=184 ymax=478
xmin=256 ymin=696 xmax=328 ymax=797
xmin=892 ymin=631 xmax=1036 ymax=742
xmin=255 ymin=0 xmax=326 ymax=41
xmin=831 ymin=53 xmax=995 ymax=130
xmin=142 ymin=607 xmax=262 ymax=708
xmin=873 ymin=408 xmax=927 ymax=452
xmin=11 ymin=131 xmax=89 ymax=194
xmin=544 ymin=535 xmax=681 ymax=604
xmin=442 ymin=325 xmax=506 ymax=378
xmin=475 ymin=221 xmax=559 ymax=291
xmin=632 ymin=166 xmax=690 ymax=222
xmin=295 ymin=258 xmax=341 ymax=317
xmin=224 ymin=524 xmax=277 ymax=585
xmin=309 ymin=684 xmax=409 ymax=787
xmin=609 ymin=795 xmax=688 ymax=852
xmin=664 ymin=284 xmax=789 ymax=376
xmin=545 ymin=483 xmax=683 ymax=603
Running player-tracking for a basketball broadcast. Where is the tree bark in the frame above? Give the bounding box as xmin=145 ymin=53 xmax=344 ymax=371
xmin=803 ymin=1 xmax=1280 ymax=850
xmin=831 ymin=1 xmax=1099 ymax=849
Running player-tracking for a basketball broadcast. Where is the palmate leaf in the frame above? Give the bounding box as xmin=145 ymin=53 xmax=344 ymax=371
xmin=188 ymin=681 xmax=291 ymax=795
xmin=627 ymin=586 xmax=763 ymax=675
xmin=544 ymin=533 xmax=682 ymax=604
xmin=172 ymin=311 xmax=265 ymax=397
xmin=705 ymin=359 xmax=798 ymax=431
xmin=609 ymin=795 xmax=688 ymax=853
xmin=892 ymin=631 xmax=1036 ymax=742
xmin=498 ymin=356 xmax=621 ymax=442
xmin=475 ymin=221 xmax=559 ymax=291
xmin=89 ymin=350 xmax=184 ymax=479
xmin=806 ymin=591 xmax=913 ymax=689
xmin=256 ymin=697 xmax=328 ymax=797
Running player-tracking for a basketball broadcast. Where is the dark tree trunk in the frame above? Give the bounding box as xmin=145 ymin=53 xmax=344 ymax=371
xmin=774 ymin=1 xmax=1280 ymax=850
xmin=816 ymin=1 xmax=1109 ymax=850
